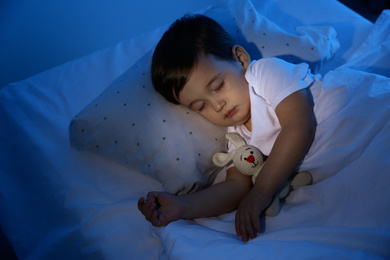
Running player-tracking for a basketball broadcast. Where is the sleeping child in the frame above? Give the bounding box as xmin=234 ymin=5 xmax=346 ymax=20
xmin=137 ymin=14 xmax=390 ymax=242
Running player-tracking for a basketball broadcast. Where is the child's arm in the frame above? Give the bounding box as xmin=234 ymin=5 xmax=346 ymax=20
xmin=138 ymin=166 xmax=253 ymax=226
xmin=236 ymin=88 xmax=315 ymax=242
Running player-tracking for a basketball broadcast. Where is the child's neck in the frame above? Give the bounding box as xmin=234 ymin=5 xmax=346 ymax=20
xmin=244 ymin=119 xmax=252 ymax=132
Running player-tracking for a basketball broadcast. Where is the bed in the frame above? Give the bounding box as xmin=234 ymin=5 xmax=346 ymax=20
xmin=1 ymin=0 xmax=390 ymax=259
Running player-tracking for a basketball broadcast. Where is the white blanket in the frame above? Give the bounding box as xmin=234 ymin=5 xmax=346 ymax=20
xmin=156 ymin=11 xmax=390 ymax=260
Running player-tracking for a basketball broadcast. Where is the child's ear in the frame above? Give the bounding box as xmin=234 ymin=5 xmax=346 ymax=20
xmin=232 ymin=45 xmax=251 ymax=69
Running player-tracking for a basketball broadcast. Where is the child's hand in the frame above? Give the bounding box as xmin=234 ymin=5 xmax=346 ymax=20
xmin=235 ymin=189 xmax=272 ymax=242
xmin=137 ymin=192 xmax=184 ymax=226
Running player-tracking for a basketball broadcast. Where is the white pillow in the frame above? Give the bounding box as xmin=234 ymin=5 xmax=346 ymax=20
xmin=70 ymin=51 xmax=227 ymax=195
xmin=69 ymin=0 xmax=339 ymax=195
xmin=206 ymin=0 xmax=339 ymax=73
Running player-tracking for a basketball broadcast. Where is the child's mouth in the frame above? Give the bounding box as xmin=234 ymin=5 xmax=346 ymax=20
xmin=225 ymin=107 xmax=237 ymax=119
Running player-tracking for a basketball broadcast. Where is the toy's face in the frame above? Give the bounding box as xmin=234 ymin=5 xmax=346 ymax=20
xmin=233 ymin=145 xmax=264 ymax=176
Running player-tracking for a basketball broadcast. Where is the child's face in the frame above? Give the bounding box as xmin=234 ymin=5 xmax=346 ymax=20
xmin=177 ymin=53 xmax=251 ymax=127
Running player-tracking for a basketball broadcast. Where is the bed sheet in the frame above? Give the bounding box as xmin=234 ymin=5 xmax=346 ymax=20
xmin=0 ymin=0 xmax=377 ymax=259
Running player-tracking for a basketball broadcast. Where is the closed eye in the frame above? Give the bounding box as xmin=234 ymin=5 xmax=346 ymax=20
xmin=197 ymin=81 xmax=224 ymax=112
xmin=197 ymin=102 xmax=206 ymax=112
xmin=213 ymin=80 xmax=225 ymax=93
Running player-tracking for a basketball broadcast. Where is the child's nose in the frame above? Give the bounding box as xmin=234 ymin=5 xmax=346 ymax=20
xmin=210 ymin=98 xmax=224 ymax=112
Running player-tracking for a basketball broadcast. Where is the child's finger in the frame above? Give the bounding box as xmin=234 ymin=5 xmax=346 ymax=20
xmin=138 ymin=197 xmax=152 ymax=217
xmin=235 ymin=211 xmax=241 ymax=236
xmin=248 ymin=215 xmax=259 ymax=239
xmin=252 ymin=215 xmax=262 ymax=234
xmin=137 ymin=197 xmax=145 ymax=211
xmin=150 ymin=209 xmax=162 ymax=226
xmin=239 ymin=214 xmax=252 ymax=242
xmin=146 ymin=192 xmax=158 ymax=202
xmin=144 ymin=200 xmax=157 ymax=221
xmin=242 ymin=217 xmax=256 ymax=241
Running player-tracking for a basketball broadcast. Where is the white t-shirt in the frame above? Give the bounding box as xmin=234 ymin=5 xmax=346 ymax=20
xmin=228 ymin=58 xmax=321 ymax=156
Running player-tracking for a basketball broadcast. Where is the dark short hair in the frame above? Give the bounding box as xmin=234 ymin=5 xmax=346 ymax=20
xmin=151 ymin=14 xmax=236 ymax=104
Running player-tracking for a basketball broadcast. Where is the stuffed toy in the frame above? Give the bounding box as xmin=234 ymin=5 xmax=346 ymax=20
xmin=213 ymin=133 xmax=312 ymax=216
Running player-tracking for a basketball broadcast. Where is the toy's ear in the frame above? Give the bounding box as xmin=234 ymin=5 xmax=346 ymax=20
xmin=212 ymin=152 xmax=234 ymax=167
xmin=226 ymin=133 xmax=247 ymax=148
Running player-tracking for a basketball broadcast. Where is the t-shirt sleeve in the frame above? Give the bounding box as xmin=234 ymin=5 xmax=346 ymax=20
xmin=245 ymin=58 xmax=314 ymax=109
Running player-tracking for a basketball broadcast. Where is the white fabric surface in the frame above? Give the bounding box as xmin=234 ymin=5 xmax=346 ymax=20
xmin=0 ymin=0 xmax=379 ymax=259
